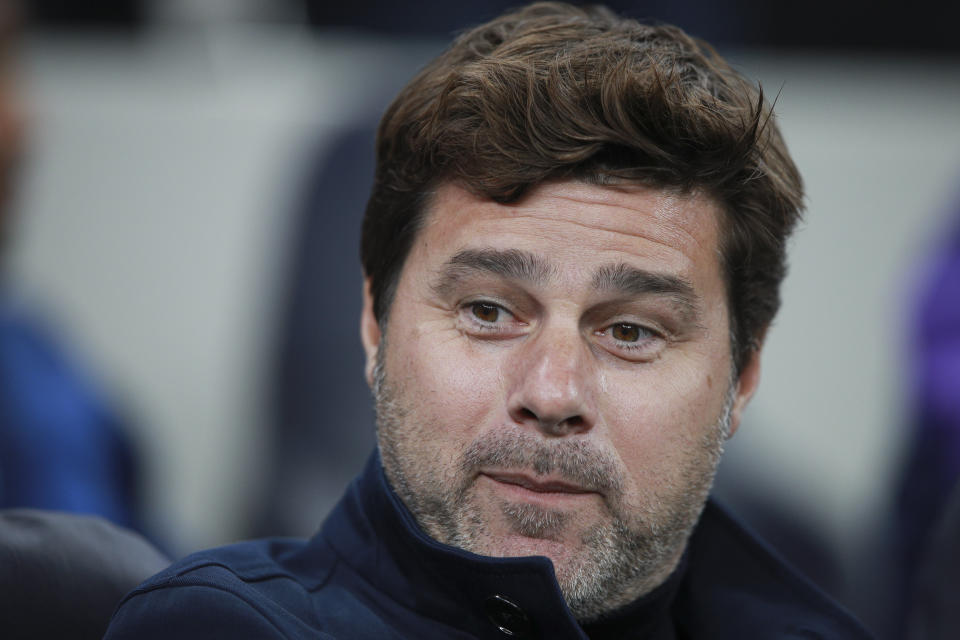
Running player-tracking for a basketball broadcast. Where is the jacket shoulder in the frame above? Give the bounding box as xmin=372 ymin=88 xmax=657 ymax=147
xmin=105 ymin=538 xmax=339 ymax=640
xmin=105 ymin=581 xmax=325 ymax=640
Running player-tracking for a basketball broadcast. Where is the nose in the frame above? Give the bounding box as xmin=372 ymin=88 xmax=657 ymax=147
xmin=506 ymin=327 xmax=596 ymax=437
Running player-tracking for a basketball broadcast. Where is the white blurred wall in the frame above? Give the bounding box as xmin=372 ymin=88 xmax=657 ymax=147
xmin=7 ymin=27 xmax=960 ymax=554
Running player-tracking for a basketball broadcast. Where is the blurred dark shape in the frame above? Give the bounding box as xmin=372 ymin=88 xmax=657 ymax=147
xmin=12 ymin=0 xmax=960 ymax=52
xmin=722 ymin=0 xmax=960 ymax=52
xmin=302 ymin=0 xmax=960 ymax=52
xmin=24 ymin=0 xmax=146 ymax=31
xmin=305 ymin=0 xmax=517 ymax=37
xmin=304 ymin=0 xmax=750 ymax=45
xmin=908 ymin=478 xmax=960 ymax=640
xmin=252 ymin=122 xmax=379 ymax=537
xmin=252 ymin=42 xmax=449 ymax=537
xmin=895 ymin=190 xmax=960 ymax=639
xmin=0 ymin=508 xmax=169 ymax=640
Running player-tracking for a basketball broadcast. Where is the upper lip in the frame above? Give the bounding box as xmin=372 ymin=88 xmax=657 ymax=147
xmin=481 ymin=471 xmax=594 ymax=494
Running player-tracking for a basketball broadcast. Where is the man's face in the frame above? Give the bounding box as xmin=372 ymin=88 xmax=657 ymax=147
xmin=361 ymin=181 xmax=760 ymax=620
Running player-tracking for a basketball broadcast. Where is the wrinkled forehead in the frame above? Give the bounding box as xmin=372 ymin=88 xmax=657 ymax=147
xmin=417 ymin=180 xmax=726 ymax=267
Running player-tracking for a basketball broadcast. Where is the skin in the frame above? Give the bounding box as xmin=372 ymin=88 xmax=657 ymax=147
xmin=361 ymin=180 xmax=762 ymax=620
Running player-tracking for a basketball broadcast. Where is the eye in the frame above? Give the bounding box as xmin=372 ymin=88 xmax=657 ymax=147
xmin=458 ymin=300 xmax=524 ymax=338
xmin=470 ymin=302 xmax=502 ymax=323
xmin=610 ymin=322 xmax=644 ymax=343
xmin=596 ymin=320 xmax=664 ymax=360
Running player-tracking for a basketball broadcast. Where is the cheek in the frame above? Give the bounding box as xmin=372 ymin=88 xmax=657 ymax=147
xmin=601 ymin=361 xmax=725 ymax=483
xmin=391 ymin=324 xmax=505 ymax=442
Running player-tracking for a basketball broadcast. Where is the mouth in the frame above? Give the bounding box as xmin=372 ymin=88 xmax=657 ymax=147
xmin=480 ymin=471 xmax=596 ymax=496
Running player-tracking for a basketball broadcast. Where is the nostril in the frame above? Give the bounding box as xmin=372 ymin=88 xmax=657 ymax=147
xmin=517 ymin=407 xmax=538 ymax=422
xmin=512 ymin=405 xmax=588 ymax=435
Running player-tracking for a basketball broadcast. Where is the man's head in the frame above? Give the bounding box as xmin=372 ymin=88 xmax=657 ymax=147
xmin=361 ymin=1 xmax=802 ymax=376
xmin=358 ymin=1 xmax=803 ymax=622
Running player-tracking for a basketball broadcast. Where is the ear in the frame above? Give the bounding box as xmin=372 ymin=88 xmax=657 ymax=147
xmin=360 ymin=278 xmax=381 ymax=388
xmin=726 ymin=345 xmax=762 ymax=439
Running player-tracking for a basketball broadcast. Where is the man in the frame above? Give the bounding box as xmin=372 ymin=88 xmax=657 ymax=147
xmin=106 ymin=3 xmax=872 ymax=638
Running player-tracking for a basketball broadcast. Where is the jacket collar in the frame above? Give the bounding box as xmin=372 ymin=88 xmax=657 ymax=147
xmin=320 ymin=452 xmax=685 ymax=639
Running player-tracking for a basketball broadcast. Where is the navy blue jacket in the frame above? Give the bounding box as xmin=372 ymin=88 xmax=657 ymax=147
xmin=105 ymin=454 xmax=872 ymax=639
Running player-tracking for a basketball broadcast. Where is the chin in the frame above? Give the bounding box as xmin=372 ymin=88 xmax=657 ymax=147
xmin=458 ymin=495 xmax=594 ymax=566
xmin=479 ymin=529 xmax=581 ymax=560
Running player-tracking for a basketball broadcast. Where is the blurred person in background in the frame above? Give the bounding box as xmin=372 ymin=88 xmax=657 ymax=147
xmin=0 ymin=3 xmax=167 ymax=638
xmin=0 ymin=0 xmax=142 ymax=532
xmin=105 ymin=3 xmax=871 ymax=638
xmin=896 ymin=189 xmax=960 ymax=638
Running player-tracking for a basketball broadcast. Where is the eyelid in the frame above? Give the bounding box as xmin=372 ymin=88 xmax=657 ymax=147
xmin=602 ymin=318 xmax=667 ymax=340
xmin=462 ymin=297 xmax=513 ymax=316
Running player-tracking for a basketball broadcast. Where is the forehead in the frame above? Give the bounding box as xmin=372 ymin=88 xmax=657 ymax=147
xmin=413 ymin=181 xmax=725 ymax=283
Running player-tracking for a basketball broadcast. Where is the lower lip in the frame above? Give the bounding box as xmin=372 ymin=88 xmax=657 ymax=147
xmin=479 ymin=474 xmax=597 ymax=505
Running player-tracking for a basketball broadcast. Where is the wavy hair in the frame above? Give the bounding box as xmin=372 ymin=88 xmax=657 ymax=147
xmin=361 ymin=1 xmax=803 ymax=374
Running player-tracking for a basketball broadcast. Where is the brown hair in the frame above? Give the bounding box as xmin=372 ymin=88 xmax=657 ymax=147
xmin=361 ymin=1 xmax=803 ymax=374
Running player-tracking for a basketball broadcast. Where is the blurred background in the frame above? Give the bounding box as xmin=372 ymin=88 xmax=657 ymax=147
xmin=4 ymin=1 xmax=960 ymax=637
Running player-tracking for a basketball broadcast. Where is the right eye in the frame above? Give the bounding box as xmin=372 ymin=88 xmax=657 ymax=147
xmin=594 ymin=320 xmax=665 ymax=362
xmin=457 ymin=300 xmax=525 ymax=338
xmin=470 ymin=302 xmax=504 ymax=323
xmin=466 ymin=300 xmax=513 ymax=324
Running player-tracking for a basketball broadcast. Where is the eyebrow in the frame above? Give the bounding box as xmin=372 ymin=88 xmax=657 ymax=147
xmin=432 ymin=248 xmax=703 ymax=325
xmin=431 ymin=248 xmax=554 ymax=297
xmin=592 ymin=263 xmax=703 ymax=325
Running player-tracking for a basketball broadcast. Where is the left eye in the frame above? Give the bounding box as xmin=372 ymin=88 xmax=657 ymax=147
xmin=610 ymin=323 xmax=644 ymax=342
xmin=470 ymin=302 xmax=503 ymax=323
xmin=599 ymin=321 xmax=662 ymax=351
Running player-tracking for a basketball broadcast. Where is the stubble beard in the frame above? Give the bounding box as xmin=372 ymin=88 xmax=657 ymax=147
xmin=373 ymin=350 xmax=732 ymax=622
